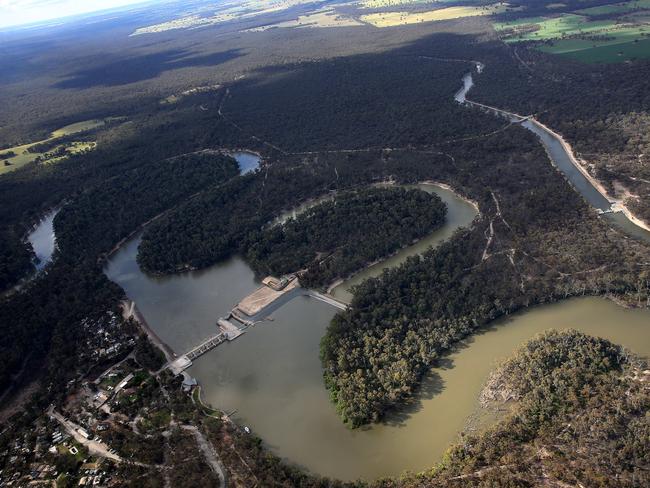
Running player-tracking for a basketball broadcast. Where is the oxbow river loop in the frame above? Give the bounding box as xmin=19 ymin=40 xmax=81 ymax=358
xmin=105 ymin=177 xmax=650 ymax=480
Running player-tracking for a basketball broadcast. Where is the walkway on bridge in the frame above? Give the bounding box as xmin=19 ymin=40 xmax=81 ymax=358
xmin=304 ymin=290 xmax=348 ymax=311
xmin=168 ymin=332 xmax=227 ymax=374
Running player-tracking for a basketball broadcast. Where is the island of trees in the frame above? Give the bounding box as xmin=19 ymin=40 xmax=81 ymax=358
xmin=245 ymin=187 xmax=447 ymax=289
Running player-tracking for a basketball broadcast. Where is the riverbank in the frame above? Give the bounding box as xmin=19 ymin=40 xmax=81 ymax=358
xmin=121 ymin=300 xmax=176 ymax=363
xmin=421 ymin=180 xmax=480 ymax=214
xmin=530 ymin=118 xmax=650 ymax=233
xmin=329 ymin=182 xmax=479 ymax=301
xmin=461 ymin=66 xmax=650 ymax=235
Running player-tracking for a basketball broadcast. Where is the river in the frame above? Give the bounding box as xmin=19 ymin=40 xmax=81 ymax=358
xmin=330 ymin=183 xmax=477 ymax=302
xmin=192 ymin=296 xmax=650 ymax=480
xmin=457 ymin=64 xmax=650 ymax=242
xmin=104 ymin=175 xmax=650 ymax=480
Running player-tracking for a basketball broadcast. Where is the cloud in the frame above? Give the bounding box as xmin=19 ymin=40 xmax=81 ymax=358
xmin=0 ymin=0 xmax=148 ymax=28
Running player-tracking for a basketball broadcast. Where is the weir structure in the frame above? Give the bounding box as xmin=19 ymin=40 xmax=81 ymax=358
xmin=166 ymin=275 xmax=348 ymax=374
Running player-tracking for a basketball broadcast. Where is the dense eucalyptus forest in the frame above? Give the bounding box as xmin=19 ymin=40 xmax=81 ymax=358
xmin=137 ymin=151 xmax=457 ymax=275
xmin=1 ymin=9 xmax=649 ymax=486
xmin=0 ymin=152 xmax=239 ymax=396
xmin=376 ymin=330 xmax=649 ymax=487
xmin=244 ymin=187 xmax=446 ymax=288
xmin=320 ymin=124 xmax=650 ymax=426
xmin=471 ymin=48 xmax=650 ymax=223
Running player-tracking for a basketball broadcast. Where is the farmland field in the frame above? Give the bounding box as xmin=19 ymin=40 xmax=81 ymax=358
xmin=245 ymin=8 xmax=363 ymax=31
xmin=493 ymin=1 xmax=650 ymax=63
xmin=358 ymin=0 xmax=433 ymax=8
xmin=546 ymin=35 xmax=650 ymax=62
xmin=575 ymin=0 xmax=650 ymax=16
xmin=360 ymin=3 xmax=512 ymax=27
xmin=131 ymin=0 xmax=328 ymax=35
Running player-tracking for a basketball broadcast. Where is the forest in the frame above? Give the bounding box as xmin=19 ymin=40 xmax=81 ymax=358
xmin=470 ymin=45 xmax=650 ymax=223
xmin=374 ymin=330 xmax=649 ymax=487
xmin=136 ymin=151 xmax=456 ymax=275
xmin=1 ymin=13 xmax=650 ymax=486
xmin=0 ymin=148 xmax=239 ymax=395
xmin=319 ymin=125 xmax=650 ymax=426
xmin=221 ymin=50 xmax=503 ymax=152
xmin=55 ymin=152 xmax=239 ymax=260
xmin=244 ymin=187 xmax=447 ymax=288
xmin=105 ymin=331 xmax=650 ymax=487
xmin=0 ymin=91 xmax=248 ymax=291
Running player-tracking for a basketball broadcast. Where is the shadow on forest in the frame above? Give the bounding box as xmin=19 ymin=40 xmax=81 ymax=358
xmin=53 ymin=48 xmax=244 ymax=89
xmin=379 ymin=321 xmax=506 ymax=429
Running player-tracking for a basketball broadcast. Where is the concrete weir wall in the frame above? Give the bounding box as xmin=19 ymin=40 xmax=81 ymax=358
xmin=233 ymin=279 xmax=348 ymax=324
xmin=168 ymin=278 xmax=348 ymax=374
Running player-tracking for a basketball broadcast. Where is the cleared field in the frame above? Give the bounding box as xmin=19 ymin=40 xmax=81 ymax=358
xmin=132 ymin=0 xmax=326 ymax=35
xmin=562 ymin=35 xmax=650 ymax=61
xmin=358 ymin=0 xmax=434 ymax=8
xmin=494 ymin=4 xmax=650 ymax=63
xmin=161 ymin=85 xmax=221 ymax=105
xmin=0 ymin=121 xmax=103 ymax=175
xmin=51 ymin=119 xmax=105 ymax=137
xmin=575 ymin=0 xmax=650 ymax=16
xmin=41 ymin=142 xmax=98 ymax=166
xmin=245 ymin=8 xmax=363 ymax=31
xmin=361 ymin=3 xmax=512 ymax=27
xmin=495 ymin=14 xmax=619 ymax=41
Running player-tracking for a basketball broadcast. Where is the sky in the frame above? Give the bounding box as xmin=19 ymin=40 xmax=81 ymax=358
xmin=0 ymin=0 xmax=151 ymax=28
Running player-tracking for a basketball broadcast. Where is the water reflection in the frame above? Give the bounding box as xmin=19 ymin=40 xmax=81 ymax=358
xmin=27 ymin=208 xmax=59 ymax=271
xmin=230 ymin=151 xmax=261 ymax=175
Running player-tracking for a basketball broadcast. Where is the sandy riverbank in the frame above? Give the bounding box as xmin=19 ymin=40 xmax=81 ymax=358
xmin=421 ymin=180 xmax=481 ymax=215
xmin=121 ymin=300 xmax=176 ymax=363
xmin=530 ymin=118 xmax=650 ymax=234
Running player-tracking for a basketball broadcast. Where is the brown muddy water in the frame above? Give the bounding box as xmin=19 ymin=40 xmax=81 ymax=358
xmin=104 ymin=183 xmax=650 ymax=480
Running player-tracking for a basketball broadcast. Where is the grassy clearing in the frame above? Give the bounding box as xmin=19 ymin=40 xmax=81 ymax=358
xmin=0 ymin=120 xmax=103 ymax=175
xmin=538 ymin=24 xmax=650 ymax=52
xmin=41 ymin=142 xmax=98 ymax=166
xmin=51 ymin=119 xmax=105 ymax=137
xmin=494 ymin=14 xmax=619 ymax=41
xmin=361 ymin=3 xmax=512 ymax=27
xmin=160 ymin=85 xmax=221 ymax=105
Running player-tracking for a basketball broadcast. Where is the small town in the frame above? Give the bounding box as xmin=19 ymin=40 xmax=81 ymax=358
xmin=0 ymin=306 xmax=249 ymax=487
